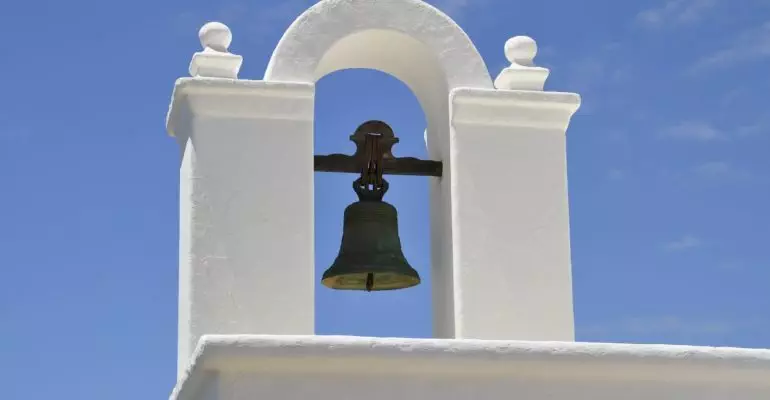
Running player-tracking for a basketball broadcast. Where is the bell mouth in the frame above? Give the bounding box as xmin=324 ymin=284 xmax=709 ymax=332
xmin=322 ymin=271 xmax=420 ymax=291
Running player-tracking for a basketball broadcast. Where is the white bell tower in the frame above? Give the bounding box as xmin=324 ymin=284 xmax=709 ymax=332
xmin=165 ymin=1 xmax=770 ymax=399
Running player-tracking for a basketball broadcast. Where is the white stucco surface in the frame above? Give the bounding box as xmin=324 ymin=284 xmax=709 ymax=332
xmin=171 ymin=335 xmax=770 ymax=400
xmin=167 ymin=78 xmax=316 ymax=376
xmin=448 ymin=88 xmax=580 ymax=340
xmin=263 ymin=0 xmax=491 ymax=142
xmin=265 ymin=0 xmax=492 ymax=87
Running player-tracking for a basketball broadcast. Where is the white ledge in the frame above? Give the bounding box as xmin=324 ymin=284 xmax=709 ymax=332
xmin=169 ymin=77 xmax=314 ymax=97
xmin=166 ymin=77 xmax=315 ymax=137
xmin=450 ymin=87 xmax=581 ymax=130
xmin=172 ymin=335 xmax=770 ymax=399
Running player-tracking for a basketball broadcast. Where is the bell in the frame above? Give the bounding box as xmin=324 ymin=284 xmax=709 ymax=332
xmin=322 ymin=182 xmax=420 ymax=291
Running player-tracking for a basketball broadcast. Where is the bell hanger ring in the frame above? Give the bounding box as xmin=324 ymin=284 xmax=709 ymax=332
xmin=353 ymin=177 xmax=389 ymax=202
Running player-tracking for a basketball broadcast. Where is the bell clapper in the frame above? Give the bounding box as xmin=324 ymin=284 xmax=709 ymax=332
xmin=361 ymin=130 xmax=384 ymax=293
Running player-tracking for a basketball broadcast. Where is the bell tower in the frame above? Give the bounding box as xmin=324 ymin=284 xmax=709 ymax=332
xmin=166 ymin=3 xmax=770 ymax=399
xmin=167 ymin=0 xmax=579 ymax=380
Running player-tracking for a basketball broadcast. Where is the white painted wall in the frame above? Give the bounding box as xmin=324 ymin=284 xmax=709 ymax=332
xmin=171 ymin=335 xmax=770 ymax=400
xmin=167 ymin=79 xmax=316 ymax=376
xmin=449 ymin=88 xmax=579 ymax=340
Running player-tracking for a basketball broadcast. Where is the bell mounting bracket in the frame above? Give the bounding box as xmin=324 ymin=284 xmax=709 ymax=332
xmin=313 ymin=120 xmax=443 ymax=178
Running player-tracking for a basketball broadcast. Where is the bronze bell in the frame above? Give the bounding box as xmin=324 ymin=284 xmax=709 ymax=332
xmin=316 ymin=120 xmax=436 ymax=292
xmin=322 ymin=179 xmax=421 ymax=291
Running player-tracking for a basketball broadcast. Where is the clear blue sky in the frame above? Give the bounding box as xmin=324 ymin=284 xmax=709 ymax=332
xmin=1 ymin=0 xmax=769 ymax=398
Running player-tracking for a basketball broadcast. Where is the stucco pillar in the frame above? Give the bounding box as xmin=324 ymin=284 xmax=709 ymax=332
xmin=448 ymin=37 xmax=581 ymax=341
xmin=167 ymin=24 xmax=316 ymax=376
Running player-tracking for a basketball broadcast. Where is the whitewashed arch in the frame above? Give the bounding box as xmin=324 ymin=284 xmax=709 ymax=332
xmin=264 ymin=0 xmax=493 ymax=156
xmin=264 ymin=0 xmax=493 ymax=337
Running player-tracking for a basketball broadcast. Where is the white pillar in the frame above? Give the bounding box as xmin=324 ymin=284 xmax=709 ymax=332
xmin=166 ymin=23 xmax=316 ymax=376
xmin=449 ymin=37 xmax=581 ymax=341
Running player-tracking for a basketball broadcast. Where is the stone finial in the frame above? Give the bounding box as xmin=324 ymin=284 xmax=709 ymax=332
xmin=494 ymin=36 xmax=550 ymax=91
xmin=199 ymin=22 xmax=233 ymax=52
xmin=189 ymin=22 xmax=243 ymax=79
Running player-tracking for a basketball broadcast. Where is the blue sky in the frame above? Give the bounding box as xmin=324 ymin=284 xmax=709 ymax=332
xmin=1 ymin=0 xmax=769 ymax=398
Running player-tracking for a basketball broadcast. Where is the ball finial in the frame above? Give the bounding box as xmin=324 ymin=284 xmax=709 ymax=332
xmin=494 ymin=35 xmax=548 ymax=90
xmin=189 ymin=21 xmax=242 ymax=78
xmin=198 ymin=22 xmax=232 ymax=52
xmin=504 ymin=36 xmax=537 ymax=66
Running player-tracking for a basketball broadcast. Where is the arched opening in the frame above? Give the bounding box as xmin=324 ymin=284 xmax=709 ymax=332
xmin=265 ymin=0 xmax=494 ymax=162
xmin=314 ymin=69 xmax=432 ymax=338
xmin=313 ymin=29 xmax=450 ymax=158
xmin=265 ymin=0 xmax=494 ymax=338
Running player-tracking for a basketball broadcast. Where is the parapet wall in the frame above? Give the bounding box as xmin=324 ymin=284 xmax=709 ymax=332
xmin=172 ymin=335 xmax=770 ymax=400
